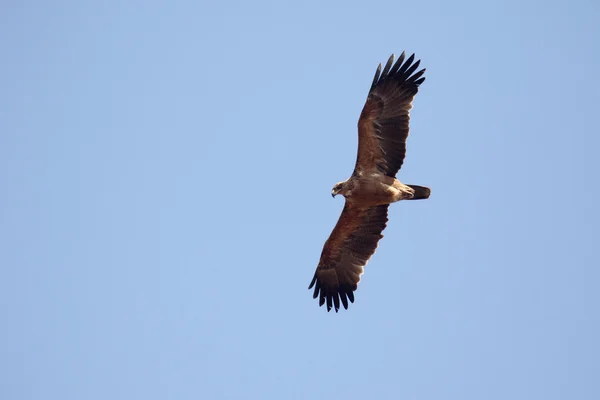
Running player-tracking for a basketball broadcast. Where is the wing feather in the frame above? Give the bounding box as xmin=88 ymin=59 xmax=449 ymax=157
xmin=356 ymin=53 xmax=426 ymax=177
xmin=388 ymin=51 xmax=406 ymax=76
xmin=380 ymin=54 xmax=394 ymax=80
xmin=309 ymin=203 xmax=389 ymax=312
xmin=370 ymin=63 xmax=382 ymax=89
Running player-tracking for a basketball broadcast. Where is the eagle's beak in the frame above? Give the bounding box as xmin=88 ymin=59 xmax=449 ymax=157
xmin=331 ymin=191 xmax=337 ymax=198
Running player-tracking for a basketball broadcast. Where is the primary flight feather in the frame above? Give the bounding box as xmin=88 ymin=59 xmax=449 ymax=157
xmin=309 ymin=52 xmax=430 ymax=312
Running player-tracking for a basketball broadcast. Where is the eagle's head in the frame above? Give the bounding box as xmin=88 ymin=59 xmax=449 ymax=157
xmin=331 ymin=181 xmax=347 ymax=198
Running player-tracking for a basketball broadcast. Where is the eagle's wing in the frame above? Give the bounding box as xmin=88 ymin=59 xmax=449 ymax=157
xmin=355 ymin=52 xmax=426 ymax=177
xmin=309 ymin=202 xmax=389 ymax=312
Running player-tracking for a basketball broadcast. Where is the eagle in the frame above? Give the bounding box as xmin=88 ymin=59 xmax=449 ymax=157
xmin=308 ymin=52 xmax=430 ymax=312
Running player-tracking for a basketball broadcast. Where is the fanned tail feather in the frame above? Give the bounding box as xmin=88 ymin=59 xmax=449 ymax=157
xmin=407 ymin=185 xmax=431 ymax=200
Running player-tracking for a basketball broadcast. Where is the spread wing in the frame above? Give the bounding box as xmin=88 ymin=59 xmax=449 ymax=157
xmin=355 ymin=52 xmax=426 ymax=177
xmin=309 ymin=203 xmax=389 ymax=312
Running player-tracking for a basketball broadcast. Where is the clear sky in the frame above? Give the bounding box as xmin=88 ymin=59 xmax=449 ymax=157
xmin=1 ymin=1 xmax=599 ymax=399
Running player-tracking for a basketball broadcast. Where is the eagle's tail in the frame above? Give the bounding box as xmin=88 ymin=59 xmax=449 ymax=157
xmin=407 ymin=185 xmax=431 ymax=200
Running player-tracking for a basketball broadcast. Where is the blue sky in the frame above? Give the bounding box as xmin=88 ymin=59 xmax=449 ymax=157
xmin=1 ymin=0 xmax=599 ymax=399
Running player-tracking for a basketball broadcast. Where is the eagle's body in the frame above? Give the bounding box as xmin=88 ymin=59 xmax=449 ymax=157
xmin=335 ymin=173 xmax=417 ymax=206
xmin=309 ymin=52 xmax=430 ymax=312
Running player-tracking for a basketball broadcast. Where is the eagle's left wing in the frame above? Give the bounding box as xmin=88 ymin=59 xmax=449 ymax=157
xmin=355 ymin=53 xmax=426 ymax=177
xmin=309 ymin=203 xmax=389 ymax=312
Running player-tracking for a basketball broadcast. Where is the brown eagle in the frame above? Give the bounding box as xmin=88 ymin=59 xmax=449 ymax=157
xmin=309 ymin=52 xmax=430 ymax=312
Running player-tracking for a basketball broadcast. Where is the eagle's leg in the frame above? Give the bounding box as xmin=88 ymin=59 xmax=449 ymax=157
xmin=390 ymin=179 xmax=417 ymax=202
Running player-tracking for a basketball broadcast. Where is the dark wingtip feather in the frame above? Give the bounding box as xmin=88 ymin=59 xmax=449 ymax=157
xmin=310 ymin=277 xmax=354 ymax=312
xmin=380 ymin=54 xmax=394 ymax=80
xmin=308 ymin=274 xmax=317 ymax=290
xmin=397 ymin=53 xmax=416 ymax=75
xmin=312 ymin=282 xmax=319 ymax=299
xmin=333 ymin=293 xmax=340 ymax=312
xmin=370 ymin=51 xmax=426 ymax=91
xmin=340 ymin=293 xmax=349 ymax=309
xmin=398 ymin=50 xmax=406 ymax=64
xmin=371 ymin=63 xmax=382 ymax=89
xmin=401 ymin=59 xmax=421 ymax=79
xmin=408 ymin=68 xmax=426 ymax=84
xmin=389 ymin=51 xmax=406 ymax=75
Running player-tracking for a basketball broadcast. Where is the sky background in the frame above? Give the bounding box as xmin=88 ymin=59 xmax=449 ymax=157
xmin=1 ymin=0 xmax=599 ymax=399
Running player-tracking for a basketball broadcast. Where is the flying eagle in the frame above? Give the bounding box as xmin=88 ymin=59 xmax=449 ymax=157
xmin=308 ymin=52 xmax=430 ymax=312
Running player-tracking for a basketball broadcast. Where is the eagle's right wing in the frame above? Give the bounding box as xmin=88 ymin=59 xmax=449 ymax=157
xmin=309 ymin=203 xmax=389 ymax=312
